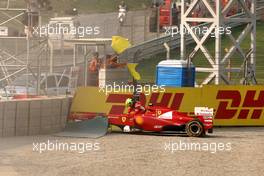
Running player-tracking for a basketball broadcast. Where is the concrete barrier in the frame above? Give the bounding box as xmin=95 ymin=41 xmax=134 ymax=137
xmin=0 ymin=97 xmax=71 ymax=137
xmin=99 ymin=68 xmax=129 ymax=87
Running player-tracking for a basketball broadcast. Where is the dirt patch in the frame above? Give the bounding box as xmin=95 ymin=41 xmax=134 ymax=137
xmin=0 ymin=127 xmax=264 ymax=176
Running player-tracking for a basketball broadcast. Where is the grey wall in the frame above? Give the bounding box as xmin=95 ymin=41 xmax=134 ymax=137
xmin=0 ymin=97 xmax=71 ymax=137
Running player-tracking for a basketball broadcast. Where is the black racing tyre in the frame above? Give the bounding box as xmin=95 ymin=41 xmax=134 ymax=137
xmin=185 ymin=120 xmax=204 ymax=137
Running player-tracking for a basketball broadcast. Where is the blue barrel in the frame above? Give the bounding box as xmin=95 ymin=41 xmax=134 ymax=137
xmin=156 ymin=60 xmax=195 ymax=87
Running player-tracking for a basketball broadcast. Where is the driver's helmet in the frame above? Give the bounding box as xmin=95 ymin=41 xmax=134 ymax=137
xmin=125 ymin=98 xmax=133 ymax=107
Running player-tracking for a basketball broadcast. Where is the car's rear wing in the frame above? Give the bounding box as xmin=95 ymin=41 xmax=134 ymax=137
xmin=194 ymin=107 xmax=214 ymax=119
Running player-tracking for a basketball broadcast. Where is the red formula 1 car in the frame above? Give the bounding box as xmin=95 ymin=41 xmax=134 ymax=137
xmin=64 ymin=96 xmax=213 ymax=138
xmin=108 ymin=100 xmax=213 ymax=137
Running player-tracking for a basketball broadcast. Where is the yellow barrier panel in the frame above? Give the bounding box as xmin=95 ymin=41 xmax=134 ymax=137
xmin=71 ymin=87 xmax=113 ymax=114
xmin=202 ymin=86 xmax=264 ymax=126
xmin=71 ymin=85 xmax=264 ymax=126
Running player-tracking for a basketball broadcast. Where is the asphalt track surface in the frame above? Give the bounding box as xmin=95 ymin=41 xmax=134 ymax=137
xmin=0 ymin=127 xmax=264 ymax=176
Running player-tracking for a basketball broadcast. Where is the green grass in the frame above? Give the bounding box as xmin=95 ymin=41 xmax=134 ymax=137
xmin=0 ymin=0 xmax=151 ymax=35
xmin=50 ymin=0 xmax=152 ymax=15
xmin=137 ymin=21 xmax=264 ymax=85
xmin=0 ymin=0 xmax=152 ymax=23
xmin=0 ymin=0 xmax=152 ymax=14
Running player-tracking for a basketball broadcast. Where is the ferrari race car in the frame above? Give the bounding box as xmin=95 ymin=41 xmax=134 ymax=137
xmin=63 ymin=99 xmax=214 ymax=138
xmin=108 ymin=100 xmax=214 ymax=137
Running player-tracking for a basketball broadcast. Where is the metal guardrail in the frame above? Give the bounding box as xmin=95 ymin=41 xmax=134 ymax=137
xmin=121 ymin=1 xmax=264 ymax=62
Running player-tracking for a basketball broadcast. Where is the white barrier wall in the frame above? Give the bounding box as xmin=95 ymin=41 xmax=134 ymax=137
xmin=0 ymin=97 xmax=71 ymax=137
xmin=99 ymin=68 xmax=129 ymax=87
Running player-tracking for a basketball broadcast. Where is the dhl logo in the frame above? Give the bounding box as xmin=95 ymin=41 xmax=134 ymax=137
xmin=215 ymin=90 xmax=264 ymax=119
xmin=106 ymin=93 xmax=184 ymax=115
xmin=106 ymin=90 xmax=264 ymax=120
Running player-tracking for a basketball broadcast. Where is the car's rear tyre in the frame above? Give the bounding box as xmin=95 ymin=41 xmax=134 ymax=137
xmin=186 ymin=120 xmax=204 ymax=137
